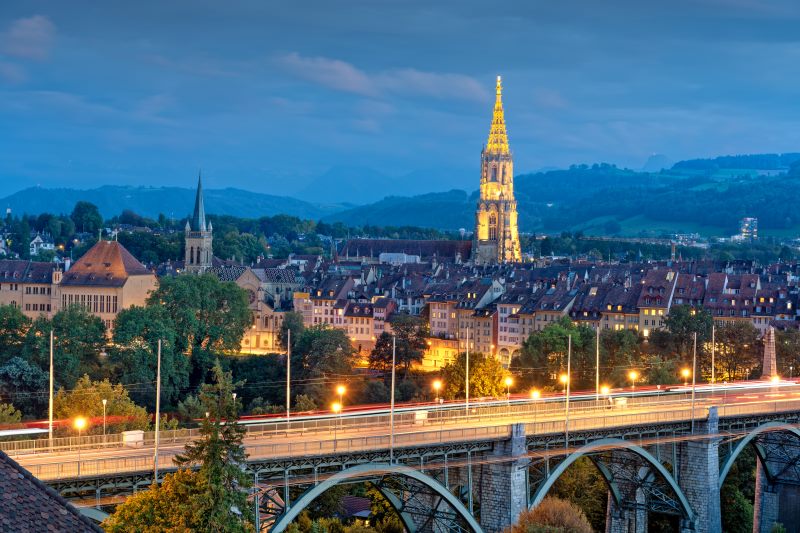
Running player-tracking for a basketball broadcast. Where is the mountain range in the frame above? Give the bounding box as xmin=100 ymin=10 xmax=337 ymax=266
xmin=4 ymin=153 xmax=799 ymax=238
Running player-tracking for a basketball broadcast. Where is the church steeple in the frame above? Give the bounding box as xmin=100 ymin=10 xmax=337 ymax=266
xmin=191 ymin=173 xmax=207 ymax=232
xmin=184 ymin=173 xmax=213 ymax=273
xmin=485 ymin=75 xmax=509 ymax=156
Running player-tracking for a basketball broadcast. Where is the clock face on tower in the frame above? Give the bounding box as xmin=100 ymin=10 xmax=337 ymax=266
xmin=248 ymin=289 xmax=256 ymax=304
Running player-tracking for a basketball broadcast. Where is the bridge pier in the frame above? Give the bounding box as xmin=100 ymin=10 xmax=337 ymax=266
xmin=477 ymin=423 xmax=529 ymax=533
xmin=604 ymin=453 xmax=647 ymax=533
xmin=752 ymin=431 xmax=800 ymax=533
xmin=676 ymin=407 xmax=720 ymax=533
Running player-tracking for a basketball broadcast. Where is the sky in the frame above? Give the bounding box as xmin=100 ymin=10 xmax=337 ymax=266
xmin=1 ymin=0 xmax=799 ymax=197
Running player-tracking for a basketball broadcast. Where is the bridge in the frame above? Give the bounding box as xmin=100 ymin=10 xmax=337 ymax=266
xmin=4 ymin=382 xmax=800 ymax=533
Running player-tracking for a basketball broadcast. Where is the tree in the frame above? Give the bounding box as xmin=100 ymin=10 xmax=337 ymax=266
xmin=0 ymin=357 xmax=48 ymax=417
xmin=777 ymin=328 xmax=800 ymax=379
xmin=0 ymin=305 xmax=30 ymax=364
xmin=369 ymin=332 xmax=395 ymax=373
xmin=519 ymin=318 xmax=596 ymax=389
xmin=103 ymin=469 xmax=208 ymax=532
xmin=279 ymin=311 xmax=305 ymax=353
xmin=22 ymin=307 xmax=107 ymax=389
xmin=54 ymin=375 xmax=150 ymax=434
xmin=149 ymin=274 xmax=252 ymax=355
xmin=550 ymin=457 xmax=608 ymax=531
xmin=599 ymin=329 xmax=641 ymax=387
xmin=664 ymin=306 xmax=712 ymax=363
xmin=70 ymin=201 xmax=103 ymax=234
xmin=174 ymin=362 xmax=252 ymax=532
xmin=0 ymin=402 xmax=21 ymax=424
xmin=713 ymin=322 xmax=760 ymax=381
xmin=440 ymin=352 xmax=507 ymax=400
xmin=293 ymin=325 xmax=356 ymax=402
xmin=369 ymin=315 xmax=427 ymax=377
xmin=111 ymin=306 xmax=189 ymax=409
xmin=508 ymin=497 xmax=593 ymax=533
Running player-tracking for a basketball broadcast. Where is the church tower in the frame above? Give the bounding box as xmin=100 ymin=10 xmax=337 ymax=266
xmin=472 ymin=76 xmax=521 ymax=265
xmin=184 ymin=174 xmax=213 ymax=273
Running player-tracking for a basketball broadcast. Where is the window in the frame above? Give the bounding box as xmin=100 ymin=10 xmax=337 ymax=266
xmin=488 ymin=213 xmax=498 ymax=240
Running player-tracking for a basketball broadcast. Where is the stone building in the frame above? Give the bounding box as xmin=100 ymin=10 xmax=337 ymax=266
xmin=184 ymin=175 xmax=213 ymax=273
xmin=472 ymin=76 xmax=521 ymax=265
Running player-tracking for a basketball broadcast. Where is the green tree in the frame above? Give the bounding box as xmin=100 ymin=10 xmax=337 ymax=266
xmin=70 ymin=201 xmax=103 ymax=234
xmin=54 ymin=375 xmax=150 ymax=434
xmin=664 ymin=306 xmax=713 ymax=363
xmin=0 ymin=357 xmax=48 ymax=417
xmin=776 ymin=328 xmax=800 ymax=379
xmin=508 ymin=497 xmax=593 ymax=533
xmin=369 ymin=314 xmax=428 ymax=377
xmin=714 ymin=322 xmax=760 ymax=381
xmin=0 ymin=402 xmax=22 ymax=424
xmin=550 ymin=457 xmax=608 ymax=531
xmin=103 ymin=469 xmax=208 ymax=532
xmin=111 ymin=305 xmax=189 ymax=409
xmin=440 ymin=352 xmax=507 ymax=400
xmin=519 ymin=318 xmax=597 ymax=389
xmin=175 ymin=362 xmax=253 ymax=532
xmin=279 ymin=311 xmax=305 ymax=353
xmin=149 ymin=273 xmax=252 ymax=355
xmin=293 ymin=325 xmax=356 ymax=402
xmin=0 ymin=304 xmax=30 ymax=364
xmin=23 ymin=306 xmax=107 ymax=388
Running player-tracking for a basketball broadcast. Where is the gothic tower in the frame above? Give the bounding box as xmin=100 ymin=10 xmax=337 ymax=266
xmin=472 ymin=76 xmax=521 ymax=265
xmin=184 ymin=174 xmax=213 ymax=273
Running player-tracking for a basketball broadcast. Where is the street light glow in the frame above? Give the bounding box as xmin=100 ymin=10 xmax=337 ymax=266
xmin=331 ymin=402 xmax=342 ymax=414
xmin=600 ymin=385 xmax=610 ymax=395
xmin=681 ymin=368 xmax=691 ymax=378
xmin=559 ymin=374 xmax=569 ymax=384
xmin=73 ymin=417 xmax=87 ymax=431
xmin=432 ymin=379 xmax=442 ymax=392
xmin=336 ymin=385 xmax=346 ymax=396
xmin=504 ymin=376 xmax=513 ymax=387
xmin=530 ymin=389 xmax=540 ymax=399
xmin=628 ymin=370 xmax=639 ymax=381
xmin=771 ymin=375 xmax=780 ymax=383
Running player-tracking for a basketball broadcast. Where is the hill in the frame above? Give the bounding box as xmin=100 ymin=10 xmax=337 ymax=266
xmin=0 ymin=185 xmax=346 ymax=220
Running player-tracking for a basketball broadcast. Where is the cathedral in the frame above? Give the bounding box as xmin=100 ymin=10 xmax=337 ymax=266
xmin=184 ymin=175 xmax=213 ymax=273
xmin=472 ymin=76 xmax=522 ymax=265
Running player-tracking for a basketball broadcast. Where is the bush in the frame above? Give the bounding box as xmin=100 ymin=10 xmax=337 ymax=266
xmin=506 ymin=497 xmax=593 ymax=533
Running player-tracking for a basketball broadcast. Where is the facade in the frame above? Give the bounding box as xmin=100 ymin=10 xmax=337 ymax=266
xmin=472 ymin=76 xmax=521 ymax=265
xmin=0 ymin=260 xmax=57 ymax=318
xmin=184 ymin=175 xmax=213 ymax=273
xmin=56 ymin=240 xmax=158 ymax=330
xmin=29 ymin=233 xmax=55 ymax=257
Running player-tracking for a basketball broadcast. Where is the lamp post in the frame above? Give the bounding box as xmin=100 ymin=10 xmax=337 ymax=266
xmin=390 ymin=335 xmax=396 ymax=464
xmin=682 ymin=368 xmax=691 ymax=387
xmin=332 ymin=402 xmax=342 ymax=451
xmin=286 ymin=328 xmax=291 ymax=421
xmin=628 ymin=370 xmax=639 ymax=393
xmin=559 ymin=374 xmax=569 ymax=395
xmin=565 ymin=335 xmax=572 ymax=449
xmin=49 ymin=330 xmax=54 ymax=449
xmin=691 ymin=332 xmax=698 ymax=434
xmin=101 ymin=399 xmax=107 ymax=439
xmin=601 ymin=385 xmax=611 ymax=424
xmin=74 ymin=417 xmax=87 ymax=474
xmin=336 ymin=385 xmax=346 ymax=408
xmin=465 ymin=326 xmax=470 ymax=414
xmin=433 ymin=379 xmax=444 ymax=436
xmin=433 ymin=379 xmax=442 ymax=404
xmin=530 ymin=389 xmax=540 ymax=428
xmin=504 ymin=376 xmax=513 ymax=404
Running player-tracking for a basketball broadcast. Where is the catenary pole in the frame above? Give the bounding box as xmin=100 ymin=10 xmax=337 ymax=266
xmin=390 ymin=335 xmax=397 ymax=463
xmin=286 ymin=328 xmax=291 ymax=420
xmin=48 ymin=329 xmax=54 ymax=448
xmin=154 ymin=339 xmax=162 ymax=481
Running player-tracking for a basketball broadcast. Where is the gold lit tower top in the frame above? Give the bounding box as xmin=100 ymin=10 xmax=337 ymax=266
xmin=485 ymin=75 xmax=509 ymax=155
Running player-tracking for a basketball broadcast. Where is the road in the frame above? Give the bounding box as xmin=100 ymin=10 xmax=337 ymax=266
xmin=7 ymin=383 xmax=800 ymax=481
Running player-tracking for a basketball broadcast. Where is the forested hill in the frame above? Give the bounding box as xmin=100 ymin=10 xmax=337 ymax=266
xmin=326 ymin=157 xmax=800 ymax=237
xmin=0 ymin=185 xmax=346 ymax=220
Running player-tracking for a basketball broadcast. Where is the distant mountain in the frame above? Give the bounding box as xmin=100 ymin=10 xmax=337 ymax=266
xmin=0 ymin=185 xmax=347 ymax=220
xmin=641 ymin=154 xmax=673 ymax=172
xmin=297 ymin=165 xmax=469 ymax=204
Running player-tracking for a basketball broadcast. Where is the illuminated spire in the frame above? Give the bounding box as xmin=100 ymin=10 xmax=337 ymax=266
xmin=486 ymin=75 xmax=509 ymax=155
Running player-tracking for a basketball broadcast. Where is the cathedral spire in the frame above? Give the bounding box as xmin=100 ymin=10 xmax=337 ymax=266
xmin=485 ymin=75 xmax=509 ymax=155
xmin=191 ymin=172 xmax=207 ymax=232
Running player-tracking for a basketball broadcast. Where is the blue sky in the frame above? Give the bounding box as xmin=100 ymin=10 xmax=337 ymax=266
xmin=1 ymin=0 xmax=799 ymax=197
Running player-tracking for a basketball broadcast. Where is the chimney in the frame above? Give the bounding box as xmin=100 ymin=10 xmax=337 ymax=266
xmin=64 ymin=258 xmax=71 ymax=272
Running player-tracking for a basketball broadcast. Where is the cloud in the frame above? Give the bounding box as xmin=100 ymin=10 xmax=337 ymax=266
xmin=532 ymin=89 xmax=569 ymax=110
xmin=3 ymin=15 xmax=55 ymax=61
xmin=278 ymin=52 xmax=377 ymax=96
xmin=277 ymin=52 xmax=489 ymax=102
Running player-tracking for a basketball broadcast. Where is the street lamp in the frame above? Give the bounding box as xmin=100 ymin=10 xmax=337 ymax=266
xmin=504 ymin=376 xmax=513 ymax=402
xmin=336 ymin=385 xmax=346 ymax=407
xmin=432 ymin=379 xmax=442 ymax=403
xmin=771 ymin=375 xmax=781 ymax=384
xmin=681 ymin=368 xmax=691 ymax=387
xmin=530 ymin=389 xmax=540 ymax=428
xmin=331 ymin=401 xmax=342 ymax=451
xmin=101 ymin=399 xmax=107 ymax=439
xmin=559 ymin=373 xmax=569 ymax=394
xmin=628 ymin=370 xmax=639 ymax=392
xmin=74 ymin=416 xmax=87 ymax=472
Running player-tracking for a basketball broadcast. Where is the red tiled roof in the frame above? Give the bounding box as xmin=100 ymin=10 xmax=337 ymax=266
xmin=0 ymin=450 xmax=103 ymax=532
xmin=61 ymin=241 xmax=152 ymax=287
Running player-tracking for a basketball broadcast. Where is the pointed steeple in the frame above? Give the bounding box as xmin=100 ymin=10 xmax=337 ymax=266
xmin=486 ymin=75 xmax=510 ymax=155
xmin=191 ymin=172 xmax=207 ymax=232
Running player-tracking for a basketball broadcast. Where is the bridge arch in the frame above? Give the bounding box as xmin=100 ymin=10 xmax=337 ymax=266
xmin=269 ymin=463 xmax=483 ymax=533
xmin=718 ymin=422 xmax=800 ymax=489
xmin=529 ymin=438 xmax=694 ymax=521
